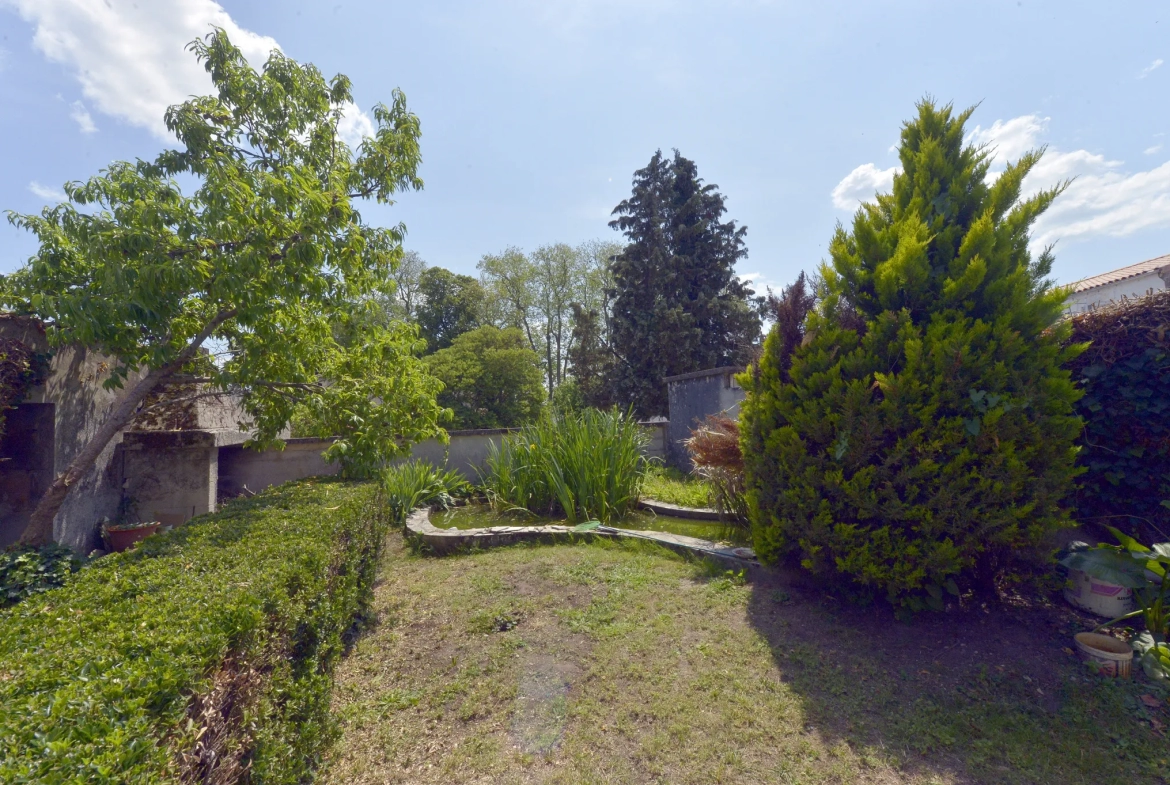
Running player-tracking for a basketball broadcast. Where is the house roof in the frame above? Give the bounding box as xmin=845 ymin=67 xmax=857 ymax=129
xmin=1073 ymin=253 xmax=1170 ymax=293
xmin=663 ymin=366 xmax=743 ymax=384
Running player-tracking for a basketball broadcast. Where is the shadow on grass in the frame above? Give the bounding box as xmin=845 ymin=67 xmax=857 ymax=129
xmin=743 ymin=570 xmax=1169 ymax=784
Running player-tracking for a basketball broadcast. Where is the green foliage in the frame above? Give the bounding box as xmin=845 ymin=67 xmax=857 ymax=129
xmin=416 ymin=267 xmax=488 ymax=352
xmin=642 ymin=465 xmax=712 ymax=508
xmin=1 ymin=30 xmax=444 ymax=489
xmin=608 ymin=149 xmax=760 ymax=416
xmin=425 ymin=325 xmax=545 ymax=429
xmin=741 ymin=101 xmax=1084 ymax=609
xmin=479 ymin=241 xmax=616 ymax=398
xmin=1061 ymin=528 xmax=1170 ymax=679
xmin=0 ymin=544 xmax=78 ymax=608
xmin=0 ymin=480 xmax=387 ymax=784
xmin=290 ymin=320 xmax=444 ymax=478
xmin=567 ymin=303 xmax=614 ymax=409
xmin=1065 ymin=292 xmax=1170 ymax=543
xmin=481 ymin=409 xmax=649 ymax=524
xmin=381 ymin=460 xmax=471 ymax=522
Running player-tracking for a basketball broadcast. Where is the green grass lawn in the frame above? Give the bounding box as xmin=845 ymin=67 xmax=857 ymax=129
xmin=641 ymin=465 xmax=712 ymax=508
xmin=326 ymin=536 xmax=1169 ymax=784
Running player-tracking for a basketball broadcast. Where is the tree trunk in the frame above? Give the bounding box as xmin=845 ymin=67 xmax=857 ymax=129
xmin=17 ymin=310 xmax=235 ymax=547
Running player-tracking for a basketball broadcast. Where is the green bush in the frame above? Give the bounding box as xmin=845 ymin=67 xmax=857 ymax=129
xmin=1066 ymin=291 xmax=1170 ymax=543
xmin=741 ymin=101 xmax=1084 ymax=609
xmin=0 ymin=480 xmax=388 ymax=784
xmin=0 ymin=544 xmax=78 ymax=608
xmin=424 ymin=325 xmax=545 ymax=429
xmin=382 ymin=459 xmax=471 ymax=521
xmin=481 ymin=408 xmax=648 ymax=524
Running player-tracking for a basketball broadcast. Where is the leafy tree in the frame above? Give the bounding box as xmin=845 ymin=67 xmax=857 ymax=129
xmin=567 ymin=303 xmax=614 ymax=409
xmin=388 ymin=250 xmax=428 ymax=321
xmin=608 ymin=149 xmax=760 ymax=416
xmin=479 ymin=241 xmax=617 ymax=398
xmin=740 ymin=100 xmax=1083 ymax=608
xmin=425 ymin=326 xmax=545 ymax=429
xmin=416 ymin=266 xmax=487 ymax=352
xmin=1 ymin=31 xmax=446 ymax=545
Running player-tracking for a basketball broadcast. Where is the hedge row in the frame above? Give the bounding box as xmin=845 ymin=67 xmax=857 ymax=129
xmin=0 ymin=479 xmax=389 ymax=784
xmin=1067 ymin=290 xmax=1170 ymax=542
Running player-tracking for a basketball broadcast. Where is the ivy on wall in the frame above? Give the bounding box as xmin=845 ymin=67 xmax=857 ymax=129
xmin=1067 ymin=290 xmax=1170 ymax=542
xmin=0 ymin=337 xmax=49 ymax=442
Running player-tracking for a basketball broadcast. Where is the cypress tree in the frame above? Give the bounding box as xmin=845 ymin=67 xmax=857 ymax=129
xmin=608 ymin=150 xmax=759 ymax=416
xmin=740 ymin=101 xmax=1084 ymax=608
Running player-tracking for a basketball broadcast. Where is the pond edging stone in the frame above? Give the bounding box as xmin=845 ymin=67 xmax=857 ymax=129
xmin=405 ymin=508 xmax=762 ymax=575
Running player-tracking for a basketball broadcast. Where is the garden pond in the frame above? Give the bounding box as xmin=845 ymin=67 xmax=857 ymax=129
xmin=430 ymin=503 xmax=750 ymax=545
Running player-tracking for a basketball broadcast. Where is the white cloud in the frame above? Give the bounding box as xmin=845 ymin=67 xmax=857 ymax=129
xmin=1139 ymin=58 xmax=1163 ymax=79
xmin=337 ymin=102 xmax=376 ymax=149
xmin=4 ymin=0 xmax=375 ymax=144
xmin=69 ymin=100 xmax=97 ymax=133
xmin=832 ymin=112 xmax=1170 ymax=247
xmin=1146 ymin=144 xmax=1163 ymax=155
xmin=830 ymin=162 xmax=897 ymax=210
xmin=967 ymin=114 xmax=1050 ymax=163
xmin=28 ymin=181 xmax=66 ymax=202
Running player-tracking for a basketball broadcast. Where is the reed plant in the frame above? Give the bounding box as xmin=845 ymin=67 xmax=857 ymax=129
xmin=481 ymin=408 xmax=649 ymax=525
xmin=382 ymin=460 xmax=471 ymax=522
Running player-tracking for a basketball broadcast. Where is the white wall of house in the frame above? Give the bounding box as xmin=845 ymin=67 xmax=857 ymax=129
xmin=1066 ymin=270 xmax=1166 ymax=314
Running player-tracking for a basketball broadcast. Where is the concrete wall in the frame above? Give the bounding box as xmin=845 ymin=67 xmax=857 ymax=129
xmin=121 ymin=431 xmax=221 ymax=528
xmin=1066 ymin=271 xmax=1167 ymax=314
xmin=217 ymin=423 xmax=672 ymax=501
xmin=218 ymin=437 xmax=340 ymax=500
xmin=665 ymin=367 xmax=745 ymax=471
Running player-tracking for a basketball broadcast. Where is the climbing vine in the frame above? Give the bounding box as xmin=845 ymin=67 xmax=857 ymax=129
xmin=1066 ymin=290 xmax=1170 ymax=542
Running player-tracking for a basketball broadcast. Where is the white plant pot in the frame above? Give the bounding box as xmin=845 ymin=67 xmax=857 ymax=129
xmin=1064 ymin=568 xmax=1135 ymax=618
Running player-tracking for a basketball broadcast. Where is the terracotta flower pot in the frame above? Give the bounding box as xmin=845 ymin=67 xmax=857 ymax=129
xmin=105 ymin=523 xmax=161 ymax=552
xmin=1073 ymin=632 xmax=1133 ymax=678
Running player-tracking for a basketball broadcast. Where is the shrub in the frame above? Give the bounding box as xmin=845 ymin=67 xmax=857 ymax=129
xmin=481 ymin=408 xmax=648 ymax=524
xmin=382 ymin=460 xmax=471 ymax=521
xmin=0 ymin=480 xmax=388 ymax=784
xmin=685 ymin=415 xmax=748 ymax=524
xmin=1065 ymin=291 xmax=1170 ymax=543
xmin=0 ymin=544 xmax=78 ymax=608
xmin=424 ymin=325 xmax=545 ymax=429
xmin=740 ymin=101 xmax=1083 ymax=609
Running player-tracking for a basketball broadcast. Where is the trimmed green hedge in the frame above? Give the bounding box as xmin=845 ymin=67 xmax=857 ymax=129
xmin=0 ymin=479 xmax=389 ymax=784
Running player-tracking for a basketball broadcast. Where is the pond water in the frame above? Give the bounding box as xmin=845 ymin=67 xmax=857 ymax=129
xmin=430 ymin=504 xmax=750 ymax=545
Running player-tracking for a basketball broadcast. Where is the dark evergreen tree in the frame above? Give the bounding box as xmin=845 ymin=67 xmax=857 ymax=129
xmin=567 ymin=303 xmax=614 ymax=409
xmin=607 ymin=150 xmax=759 ymax=416
xmin=416 ymin=267 xmax=486 ymax=352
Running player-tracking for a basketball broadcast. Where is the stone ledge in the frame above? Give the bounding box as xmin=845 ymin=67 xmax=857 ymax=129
xmin=404 ymin=508 xmax=762 ymax=575
xmin=638 ymin=498 xmax=727 ymax=521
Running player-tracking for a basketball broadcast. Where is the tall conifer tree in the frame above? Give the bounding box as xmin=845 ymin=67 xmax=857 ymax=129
xmin=607 ymin=150 xmax=759 ymax=415
xmin=741 ymin=101 xmax=1083 ymax=608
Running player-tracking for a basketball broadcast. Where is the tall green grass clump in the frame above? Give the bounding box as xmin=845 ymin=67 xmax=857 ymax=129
xmin=481 ymin=409 xmax=649 ymax=524
xmin=382 ymin=460 xmax=470 ymax=521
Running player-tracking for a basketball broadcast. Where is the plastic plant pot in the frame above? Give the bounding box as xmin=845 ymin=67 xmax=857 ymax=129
xmin=1073 ymin=632 xmax=1134 ymax=678
xmin=105 ymin=522 xmax=161 ymax=552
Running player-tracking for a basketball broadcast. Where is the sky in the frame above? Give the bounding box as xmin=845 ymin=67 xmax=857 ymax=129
xmin=1 ymin=0 xmax=1168 ymax=292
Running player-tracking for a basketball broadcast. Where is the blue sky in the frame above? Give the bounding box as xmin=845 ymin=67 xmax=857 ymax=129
xmin=2 ymin=0 xmax=1168 ymax=291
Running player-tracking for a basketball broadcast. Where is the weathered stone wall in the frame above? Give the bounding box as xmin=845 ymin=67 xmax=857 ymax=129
xmin=0 ymin=318 xmax=151 ymax=551
xmin=218 ymin=423 xmax=671 ymax=501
